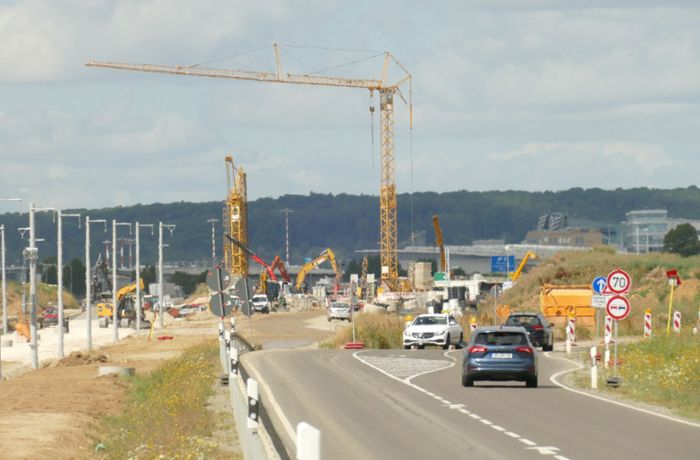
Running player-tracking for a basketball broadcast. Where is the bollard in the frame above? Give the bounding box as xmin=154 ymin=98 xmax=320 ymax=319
xmin=673 ymin=311 xmax=681 ymax=334
xmin=297 ymin=422 xmax=321 ymax=460
xmin=230 ymin=316 xmax=236 ymax=334
xmin=229 ymin=347 xmax=239 ymax=379
xmin=247 ymin=378 xmax=259 ymax=431
xmin=644 ymin=308 xmax=652 ymax=338
xmin=566 ymin=315 xmax=576 ymax=344
xmin=590 ymin=346 xmax=598 ymax=390
xmin=604 ymin=315 xmax=612 ymax=369
xmin=470 ymin=317 xmax=477 ymax=333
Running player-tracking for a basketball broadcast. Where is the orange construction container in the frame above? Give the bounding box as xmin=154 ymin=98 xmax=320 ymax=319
xmin=540 ymin=284 xmax=595 ymax=327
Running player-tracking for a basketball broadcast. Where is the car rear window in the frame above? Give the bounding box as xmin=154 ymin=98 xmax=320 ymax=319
xmin=475 ymin=331 xmax=528 ymax=346
xmin=505 ymin=316 xmax=541 ymax=327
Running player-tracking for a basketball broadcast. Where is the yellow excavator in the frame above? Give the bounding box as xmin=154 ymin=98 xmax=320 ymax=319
xmin=295 ymin=248 xmax=341 ymax=293
xmin=510 ymin=251 xmax=537 ymax=281
xmin=97 ymin=279 xmax=148 ymax=328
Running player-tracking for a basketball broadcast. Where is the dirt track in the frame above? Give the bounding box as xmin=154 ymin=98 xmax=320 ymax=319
xmin=0 ymin=309 xmax=339 ymax=459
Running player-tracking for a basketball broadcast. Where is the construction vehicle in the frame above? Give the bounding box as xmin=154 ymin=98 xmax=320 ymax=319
xmin=295 ymin=248 xmax=341 ymax=293
xmin=432 ymin=215 xmax=447 ymax=274
xmin=540 ymin=284 xmax=595 ymax=327
xmin=87 ymin=44 xmax=412 ymax=291
xmin=510 ymin=251 xmax=537 ymax=281
xmin=97 ymin=279 xmax=150 ymax=328
xmin=270 ymin=255 xmax=291 ymax=284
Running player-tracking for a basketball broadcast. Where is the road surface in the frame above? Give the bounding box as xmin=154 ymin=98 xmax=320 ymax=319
xmin=243 ymin=348 xmax=700 ymax=459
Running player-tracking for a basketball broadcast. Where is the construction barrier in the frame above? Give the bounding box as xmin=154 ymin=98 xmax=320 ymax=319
xmin=604 ymin=316 xmax=612 ymax=345
xmin=470 ymin=317 xmax=477 ymax=333
xmin=673 ymin=311 xmax=682 ymax=334
xmin=644 ymin=308 xmax=652 ymax=338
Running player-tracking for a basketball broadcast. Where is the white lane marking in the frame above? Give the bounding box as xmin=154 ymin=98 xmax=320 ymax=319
xmin=544 ymin=352 xmax=700 ymax=429
xmin=555 ymin=455 xmax=571 ymax=460
xmin=527 ymin=446 xmax=561 ymax=454
xmin=354 ymin=350 xmax=568 ymax=458
xmin=361 ymin=354 xmax=454 ymax=380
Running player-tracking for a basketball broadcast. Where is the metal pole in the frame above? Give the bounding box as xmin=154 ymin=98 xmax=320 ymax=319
xmin=57 ymin=211 xmax=80 ymax=358
xmin=280 ymin=209 xmax=293 ymax=266
xmin=85 ymin=217 xmax=106 ymax=351
xmin=134 ymin=223 xmax=153 ymax=332
xmin=28 ymin=204 xmax=38 ymax=369
xmin=207 ymin=219 xmax=218 ymax=262
xmin=1 ymin=225 xmax=7 ymax=335
xmin=158 ymin=222 xmax=163 ymax=329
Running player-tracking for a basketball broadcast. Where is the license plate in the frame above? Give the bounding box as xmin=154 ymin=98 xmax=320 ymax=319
xmin=492 ymin=353 xmax=513 ymax=359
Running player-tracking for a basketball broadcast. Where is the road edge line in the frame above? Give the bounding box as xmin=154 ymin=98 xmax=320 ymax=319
xmin=545 ymin=352 xmax=700 ymax=429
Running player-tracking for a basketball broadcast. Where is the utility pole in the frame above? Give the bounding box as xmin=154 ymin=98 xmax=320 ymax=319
xmin=85 ymin=216 xmax=106 ymax=351
xmin=0 ymin=197 xmax=22 ymax=335
xmin=57 ymin=210 xmax=81 ymax=358
xmin=280 ymin=209 xmax=293 ymax=267
xmin=207 ymin=218 xmax=218 ymax=262
xmin=134 ymin=222 xmax=153 ymax=331
xmin=158 ymin=222 xmax=176 ymax=329
xmin=25 ymin=203 xmax=54 ymax=369
xmin=112 ymin=220 xmax=131 ymax=342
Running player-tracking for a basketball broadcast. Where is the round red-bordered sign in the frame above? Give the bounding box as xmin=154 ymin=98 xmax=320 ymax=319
xmin=605 ymin=268 xmax=631 ymax=295
xmin=606 ymin=295 xmax=631 ymax=320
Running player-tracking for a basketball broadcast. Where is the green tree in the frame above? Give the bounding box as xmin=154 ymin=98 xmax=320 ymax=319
xmin=66 ymin=258 xmax=86 ymax=296
xmin=663 ymin=223 xmax=700 ymax=257
xmin=140 ymin=265 xmax=157 ymax=286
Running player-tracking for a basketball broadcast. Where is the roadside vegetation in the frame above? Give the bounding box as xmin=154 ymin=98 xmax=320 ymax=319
xmin=320 ymin=315 xmax=407 ymax=349
xmin=92 ymin=341 xmax=235 ymax=459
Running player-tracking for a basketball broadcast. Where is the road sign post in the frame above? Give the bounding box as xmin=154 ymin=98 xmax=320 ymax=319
xmin=604 ymin=269 xmax=631 ymax=295
xmin=606 ymin=295 xmax=631 ymax=321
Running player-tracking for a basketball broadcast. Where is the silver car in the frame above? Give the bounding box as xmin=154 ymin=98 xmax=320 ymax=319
xmin=327 ymin=302 xmax=352 ymax=321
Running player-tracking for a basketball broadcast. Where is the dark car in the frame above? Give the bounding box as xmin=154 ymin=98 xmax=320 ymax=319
xmin=504 ymin=312 xmax=553 ymax=351
xmin=462 ymin=326 xmax=538 ymax=388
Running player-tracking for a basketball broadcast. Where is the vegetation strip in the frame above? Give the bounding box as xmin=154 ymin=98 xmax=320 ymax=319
xmin=93 ymin=341 xmax=226 ymax=459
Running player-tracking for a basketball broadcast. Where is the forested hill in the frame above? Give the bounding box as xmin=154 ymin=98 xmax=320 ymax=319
xmin=2 ymin=186 xmax=700 ymax=266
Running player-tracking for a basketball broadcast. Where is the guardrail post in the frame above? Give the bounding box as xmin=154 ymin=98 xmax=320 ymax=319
xmin=590 ymin=346 xmax=598 ymax=390
xmin=296 ymin=422 xmax=321 ymax=460
xmin=230 ymin=347 xmax=239 ymax=379
xmin=247 ymin=378 xmax=259 ymax=431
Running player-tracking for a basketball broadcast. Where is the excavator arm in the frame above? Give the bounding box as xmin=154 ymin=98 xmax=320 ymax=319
xmin=433 ymin=215 xmax=446 ymax=273
xmin=294 ymin=248 xmax=340 ymax=291
xmin=224 ymin=234 xmax=277 ymax=281
xmin=270 ymin=256 xmax=292 ymax=283
xmin=510 ymin=251 xmax=537 ymax=281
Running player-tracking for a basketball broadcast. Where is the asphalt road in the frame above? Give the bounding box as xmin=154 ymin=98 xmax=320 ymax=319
xmin=242 ymin=349 xmax=700 ymax=460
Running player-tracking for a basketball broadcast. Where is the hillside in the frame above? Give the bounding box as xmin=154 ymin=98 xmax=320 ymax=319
xmin=2 ymin=186 xmax=700 ymax=267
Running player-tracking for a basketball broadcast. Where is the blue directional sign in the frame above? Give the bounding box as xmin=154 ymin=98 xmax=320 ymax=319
xmin=592 ymin=276 xmax=607 ymax=295
xmin=491 ymin=255 xmax=516 ymax=274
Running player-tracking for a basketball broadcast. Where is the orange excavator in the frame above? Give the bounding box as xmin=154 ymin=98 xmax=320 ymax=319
xmin=224 ymin=234 xmax=279 ymax=297
xmin=270 ymin=256 xmax=292 ymax=284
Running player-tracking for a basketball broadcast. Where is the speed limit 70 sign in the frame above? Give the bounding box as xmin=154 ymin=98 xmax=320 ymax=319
xmin=604 ymin=268 xmax=631 ymax=295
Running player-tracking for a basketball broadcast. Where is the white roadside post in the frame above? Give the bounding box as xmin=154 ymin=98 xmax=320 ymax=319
xmin=590 ymin=346 xmax=598 ymax=390
xmin=158 ymin=222 xmax=176 ymax=329
xmin=644 ymin=308 xmax=652 ymax=338
xmin=604 ymin=315 xmax=612 ymax=368
xmin=297 ymin=422 xmax=321 ymax=460
xmin=85 ymin=217 xmax=107 ymax=351
xmin=247 ymin=378 xmax=259 ymax=431
xmin=57 ymin=210 xmax=81 ymax=358
xmin=565 ymin=314 xmax=575 ymax=355
xmin=673 ymin=310 xmax=682 ymax=334
xmin=112 ymin=220 xmax=132 ymax=342
xmin=134 ymin=223 xmax=154 ymax=332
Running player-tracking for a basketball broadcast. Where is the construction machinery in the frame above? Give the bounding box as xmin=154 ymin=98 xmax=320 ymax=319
xmin=223 ymin=156 xmax=248 ymax=277
xmin=510 ymin=251 xmax=537 ymax=281
xmin=97 ymin=279 xmax=149 ymax=328
xmin=295 ymin=248 xmax=341 ymax=293
xmin=86 ymin=44 xmax=412 ymax=291
xmin=432 ymin=215 xmax=447 ymax=273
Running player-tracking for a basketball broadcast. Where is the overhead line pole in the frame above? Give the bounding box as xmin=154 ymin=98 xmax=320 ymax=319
xmin=112 ymin=220 xmax=132 ymax=342
xmin=158 ymin=222 xmax=176 ymax=329
xmin=135 ymin=222 xmax=154 ymax=332
xmin=85 ymin=217 xmax=107 ymax=351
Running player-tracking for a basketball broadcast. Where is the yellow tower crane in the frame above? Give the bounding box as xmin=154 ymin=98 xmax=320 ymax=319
xmin=223 ymin=155 xmax=248 ymax=276
xmin=86 ymin=44 xmax=412 ymax=290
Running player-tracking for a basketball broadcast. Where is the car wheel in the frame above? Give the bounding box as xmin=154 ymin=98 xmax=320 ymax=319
xmin=543 ymin=343 xmax=553 ymax=352
xmin=443 ymin=333 xmax=451 ymax=350
xmin=462 ymin=374 xmax=474 ymax=387
xmin=457 ymin=332 xmax=464 ymax=349
xmin=526 ymin=376 xmax=538 ymax=388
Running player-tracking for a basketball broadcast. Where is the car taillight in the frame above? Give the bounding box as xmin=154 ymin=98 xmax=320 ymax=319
xmin=531 ymin=325 xmax=544 ymax=330
xmin=469 ymin=345 xmax=488 ymax=354
xmin=515 ymin=346 xmax=534 ymax=354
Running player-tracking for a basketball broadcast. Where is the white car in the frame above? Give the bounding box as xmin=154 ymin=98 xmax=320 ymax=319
xmin=403 ymin=313 xmax=463 ymax=349
xmin=251 ymin=294 xmax=270 ymax=314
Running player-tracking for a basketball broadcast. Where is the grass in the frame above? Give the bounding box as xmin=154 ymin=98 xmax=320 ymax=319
xmin=320 ymin=314 xmax=408 ymax=349
xmin=573 ymin=334 xmax=700 ymax=420
xmin=93 ymin=341 xmax=230 ymax=459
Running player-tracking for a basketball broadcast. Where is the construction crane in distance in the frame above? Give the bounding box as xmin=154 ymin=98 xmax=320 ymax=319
xmin=86 ymin=44 xmax=412 ymax=291
xmin=432 ymin=215 xmax=446 ymax=273
xmin=224 ymin=156 xmax=248 ymax=276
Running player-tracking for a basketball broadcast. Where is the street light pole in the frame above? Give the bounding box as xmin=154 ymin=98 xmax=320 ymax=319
xmin=0 ymin=197 xmax=22 ymax=335
xmin=85 ymin=216 xmax=107 ymax=351
xmin=57 ymin=210 xmax=81 ymax=358
xmin=112 ymin=220 xmax=131 ymax=342
xmin=135 ymin=222 xmax=154 ymax=331
xmin=207 ymin=218 xmax=218 ymax=262
xmin=158 ymin=222 xmax=176 ymax=329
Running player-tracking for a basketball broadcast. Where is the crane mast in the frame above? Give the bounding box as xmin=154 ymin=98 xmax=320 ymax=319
xmin=86 ymin=45 xmax=411 ymax=290
xmin=223 ymin=156 xmax=248 ymax=276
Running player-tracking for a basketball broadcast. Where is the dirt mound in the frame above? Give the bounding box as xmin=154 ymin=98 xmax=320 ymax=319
xmin=55 ymin=351 xmax=109 ymax=367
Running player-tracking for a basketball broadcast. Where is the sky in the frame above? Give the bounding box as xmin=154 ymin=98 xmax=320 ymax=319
xmin=1 ymin=0 xmax=699 ymax=211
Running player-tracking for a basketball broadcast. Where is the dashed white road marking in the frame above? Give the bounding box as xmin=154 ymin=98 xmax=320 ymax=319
xmin=354 ymin=350 xmax=568 ymax=458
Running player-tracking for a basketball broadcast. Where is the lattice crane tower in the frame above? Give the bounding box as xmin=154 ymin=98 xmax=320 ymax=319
xmin=86 ymin=44 xmax=412 ymax=290
xmin=223 ymin=155 xmax=248 ymax=276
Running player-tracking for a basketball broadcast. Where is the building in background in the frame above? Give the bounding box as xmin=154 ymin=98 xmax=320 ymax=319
xmin=622 ymin=209 xmax=700 ymax=253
